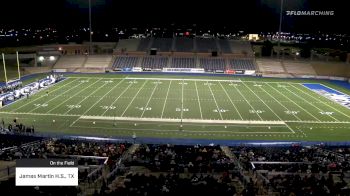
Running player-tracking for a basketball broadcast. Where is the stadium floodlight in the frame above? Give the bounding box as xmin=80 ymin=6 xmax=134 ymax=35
xmin=277 ymin=0 xmax=284 ymax=59
xmin=49 ymin=56 xmax=55 ymax=61
xmin=89 ymin=0 xmax=92 ymax=54
xmin=38 ymin=56 xmax=45 ymax=62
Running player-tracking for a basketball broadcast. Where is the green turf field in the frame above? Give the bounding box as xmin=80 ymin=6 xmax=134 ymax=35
xmin=1 ymin=74 xmax=350 ymax=141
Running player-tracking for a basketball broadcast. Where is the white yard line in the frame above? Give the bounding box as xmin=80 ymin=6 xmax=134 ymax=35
xmin=12 ymin=78 xmax=78 ymax=112
xmin=284 ymin=84 xmax=339 ymax=122
xmin=242 ymin=82 xmax=290 ymax=132
xmin=232 ymin=82 xmax=263 ymax=120
xmin=181 ymin=79 xmax=184 ymax=120
xmin=140 ymin=80 xmax=159 ymax=118
xmin=285 ymin=120 xmax=350 ymax=124
xmin=67 ymin=76 xmax=305 ymax=84
xmin=28 ymin=78 xmax=87 ymax=113
xmin=46 ymin=79 xmax=102 ymax=113
xmin=207 ymin=82 xmax=223 ymax=120
xmin=124 ymin=77 xmax=300 ymax=84
xmin=71 ymin=125 xmax=294 ymax=134
xmin=0 ymin=111 xmax=80 ymax=117
xmin=194 ymin=81 xmax=203 ymax=119
xmin=100 ymin=81 xmax=134 ymax=116
xmin=80 ymin=79 xmax=125 ymax=116
xmin=297 ymin=84 xmax=350 ymax=119
xmin=258 ymin=84 xmax=302 ymax=121
xmin=63 ymin=81 xmax=111 ymax=114
xmin=120 ymin=80 xmax=148 ymax=117
xmin=242 ymin=82 xmax=295 ymax=133
xmin=2 ymin=110 xmax=350 ymax=126
xmin=218 ymin=81 xmax=243 ymax=120
xmin=80 ymin=115 xmax=286 ymax=124
xmin=69 ymin=76 xmax=242 ymax=82
xmin=161 ymin=80 xmax=172 ymax=118
xmin=266 ymin=83 xmax=321 ymax=122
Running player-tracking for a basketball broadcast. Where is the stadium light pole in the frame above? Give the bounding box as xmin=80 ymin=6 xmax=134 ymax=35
xmin=89 ymin=0 xmax=92 ymax=55
xmin=277 ymin=0 xmax=284 ymax=59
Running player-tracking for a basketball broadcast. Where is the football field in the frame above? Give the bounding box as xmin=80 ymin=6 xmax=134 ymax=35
xmin=1 ymin=75 xmax=350 ymax=141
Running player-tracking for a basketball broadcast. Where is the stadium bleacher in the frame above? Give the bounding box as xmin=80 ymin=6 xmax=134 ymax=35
xmin=151 ymin=38 xmax=172 ymax=52
xmin=54 ymin=55 xmax=86 ymax=69
xmin=199 ymin=58 xmax=227 ymax=71
xmin=110 ymin=38 xmax=257 ymax=72
xmin=256 ymin=58 xmax=285 ymax=73
xmin=174 ymin=37 xmax=194 ymax=52
xmin=115 ymin=39 xmax=140 ymax=52
xmin=116 ymin=38 xmax=253 ymax=55
xmin=231 ymin=145 xmax=350 ymax=195
xmin=311 ymin=61 xmax=350 ymax=77
xmin=109 ymin=55 xmax=258 ymax=71
xmin=230 ymin=40 xmax=253 ymax=56
xmin=109 ymin=173 xmax=237 ymax=196
xmin=137 ymin=38 xmax=152 ymax=52
xmin=196 ymin=38 xmax=218 ymax=53
xmin=141 ymin=56 xmax=169 ymax=69
xmin=230 ymin=59 xmax=256 ymax=70
xmin=218 ymin=39 xmax=232 ymax=53
xmin=171 ymin=57 xmax=196 ymax=68
xmin=84 ymin=55 xmax=113 ymax=68
xmin=112 ymin=56 xmax=140 ymax=68
xmin=1 ymin=131 xmax=350 ymax=195
xmin=283 ymin=61 xmax=317 ymax=75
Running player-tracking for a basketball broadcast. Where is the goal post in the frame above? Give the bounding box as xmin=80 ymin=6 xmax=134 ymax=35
xmin=2 ymin=53 xmax=8 ymax=84
xmin=16 ymin=51 xmax=21 ymax=80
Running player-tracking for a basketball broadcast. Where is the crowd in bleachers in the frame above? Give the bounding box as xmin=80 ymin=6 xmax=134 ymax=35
xmin=233 ymin=145 xmax=349 ymax=171
xmin=231 ymin=145 xmax=350 ymax=195
xmin=124 ymin=144 xmax=234 ymax=173
xmin=99 ymin=144 xmax=239 ymax=195
xmin=1 ymin=131 xmax=349 ymax=195
xmin=0 ymin=136 xmax=129 ymax=161
xmin=108 ymin=173 xmax=237 ymax=196
xmin=0 ymin=133 xmax=133 ymax=195
xmin=0 ymin=178 xmax=79 ymax=196
xmin=0 ymin=134 xmax=41 ymax=150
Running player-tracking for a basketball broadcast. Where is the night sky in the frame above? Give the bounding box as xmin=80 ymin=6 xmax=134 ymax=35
xmin=0 ymin=0 xmax=348 ymax=33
